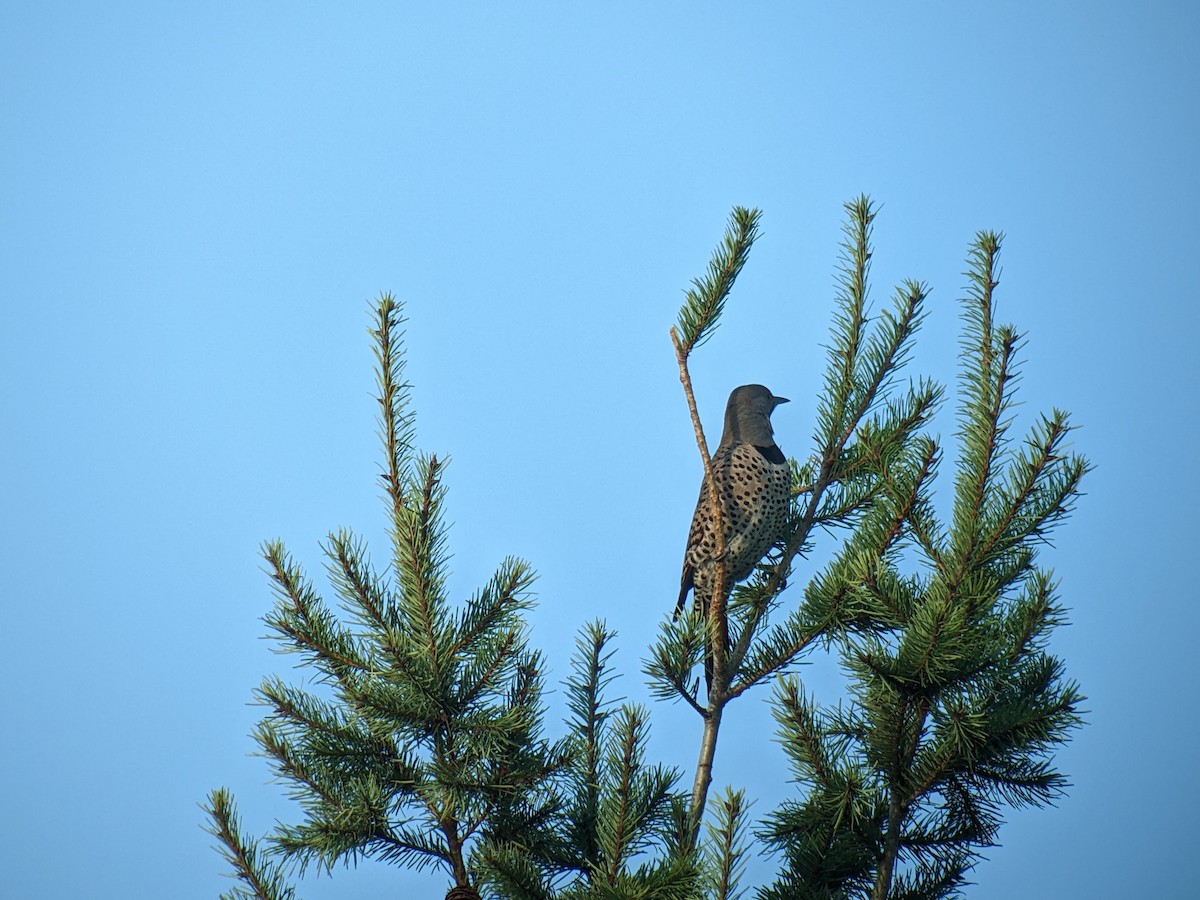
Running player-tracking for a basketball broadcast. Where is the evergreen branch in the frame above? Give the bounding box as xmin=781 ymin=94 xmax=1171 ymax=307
xmin=273 ymin=793 xmax=440 ymax=877
xmin=600 ymin=706 xmax=648 ymax=882
xmin=821 ymin=195 xmax=875 ymax=444
xmin=474 ymin=844 xmax=556 ymax=900
xmin=257 ymin=677 xmax=350 ymax=736
xmin=969 ymin=758 xmax=1069 ymax=808
xmin=835 ymin=379 xmax=941 ymax=509
xmin=982 ymin=658 xmax=1085 ymax=758
xmin=789 ymin=566 xmax=861 ymax=642
xmin=847 ymin=280 xmax=929 ymax=445
xmin=214 ymin=300 xmax=571 ymax=900
xmin=1004 ymin=570 xmax=1067 ymax=663
xmin=817 ymin=203 xmax=927 ymax=458
xmin=894 ymin=593 xmax=969 ymax=689
xmin=858 ymin=566 xmax=922 ymax=633
xmin=904 ymin=734 xmax=971 ymax=816
xmin=670 ymin=307 xmax=728 ymax=838
xmin=904 ymin=460 xmax=948 ymax=574
xmin=955 ymin=325 xmax=1018 ymax=566
xmin=566 ymin=622 xmax=618 ymax=872
xmin=437 ymin=707 xmax=532 ymax=765
xmin=704 ymin=788 xmax=752 ymax=900
xmin=808 ymin=477 xmax=877 ymax=530
xmin=739 ymin=258 xmax=930 ymax=673
xmin=874 ymin=785 xmax=906 ymax=899
xmin=674 ymin=206 xmax=761 ymax=355
xmin=904 ymin=659 xmax=1082 ymax=813
xmin=395 ymin=454 xmax=452 ymax=686
xmin=325 ymin=529 xmax=403 ymax=660
xmin=663 ymin=795 xmax=697 ymax=864
xmin=372 ymin=292 xmax=416 ymax=523
xmin=596 ymin=705 xmax=681 ymax=884
xmin=896 ymin=805 xmax=986 ymax=854
xmin=729 ymin=609 xmax=822 ymax=698
xmin=931 ymin=774 xmax=1001 ymax=855
xmin=757 ymin=767 xmax=885 ymax=900
xmin=370 ymin=823 xmax=457 ymax=872
xmin=773 ymin=678 xmax=834 ymax=785
xmin=275 ymin=702 xmax=424 ymax=800
xmin=261 ymin=541 xmax=372 ymax=681
xmin=966 ymin=233 xmax=1000 ymax=387
xmin=490 ymin=656 xmax=556 ymax=776
xmin=951 ymin=233 xmax=1021 ymax=575
xmin=852 ymin=280 xmax=930 ymax=438
xmin=886 ymin=852 xmax=972 ymax=900
xmin=382 ymin=561 xmax=532 ymax=728
xmin=800 ymin=434 xmax=942 ymax=647
xmin=254 ymin=721 xmax=345 ymax=809
xmin=474 ymin=781 xmax=569 ymax=857
xmin=351 ymin=674 xmax=445 ymax=732
xmin=448 ymin=558 xmax=536 ymax=661
xmin=643 ymin=612 xmax=707 ymax=715
xmin=669 ymin=206 xmax=763 ymax=712
xmin=255 ymin=677 xmax=416 ymax=788
xmin=476 ymin=746 xmax=567 ymax=811
xmin=204 ymin=789 xmax=298 ymax=900
xmin=778 ymin=469 xmax=937 ymax=652
xmin=589 ymin=856 xmax=704 ymax=900
xmin=566 ymin=622 xmax=617 ymax=736
xmin=875 ymin=437 xmax=940 ymax=563
xmin=755 ymin=212 xmax=1087 ymax=900
xmin=976 ymin=413 xmax=1090 ymax=572
xmin=453 ymin=629 xmax=523 ymax=710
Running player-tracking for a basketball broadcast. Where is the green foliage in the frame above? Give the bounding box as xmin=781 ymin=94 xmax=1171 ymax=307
xmin=207 ymin=295 xmax=566 ymax=898
xmin=702 ymin=789 xmax=753 ymax=900
xmin=204 ymin=789 xmax=297 ymax=900
xmin=817 ymin=199 xmax=929 ymax=458
xmin=252 ymin=469 xmax=560 ymax=882
xmin=757 ymin=681 xmax=884 ymax=900
xmin=649 ymin=197 xmax=939 ymax=712
xmin=675 ymin=207 xmax=761 ymax=355
xmin=208 ymin=298 xmax=710 ymax=900
xmin=761 ymin=231 xmax=1088 ymax=899
xmin=479 ymin=622 xmax=703 ymax=900
xmin=208 ymin=207 xmax=1088 ymax=900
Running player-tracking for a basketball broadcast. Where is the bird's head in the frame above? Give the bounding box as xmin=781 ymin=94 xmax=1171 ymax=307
xmin=723 ymin=384 xmax=788 ymax=446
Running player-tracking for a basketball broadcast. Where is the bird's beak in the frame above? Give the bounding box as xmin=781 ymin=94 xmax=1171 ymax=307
xmin=773 ymin=396 xmax=790 ymax=406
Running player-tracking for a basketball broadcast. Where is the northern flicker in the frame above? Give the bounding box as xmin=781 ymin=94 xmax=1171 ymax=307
xmin=675 ymin=384 xmax=790 ymax=691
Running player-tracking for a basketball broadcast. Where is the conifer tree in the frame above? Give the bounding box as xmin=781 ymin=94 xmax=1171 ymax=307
xmin=476 ymin=621 xmax=708 ymax=900
xmin=206 ymin=296 xmax=564 ymax=900
xmin=648 ymin=199 xmax=940 ymax=841
xmin=205 ymin=298 xmax=714 ymax=900
xmin=207 ymin=202 xmax=1087 ymax=900
xmin=756 ymin=231 xmax=1088 ymax=900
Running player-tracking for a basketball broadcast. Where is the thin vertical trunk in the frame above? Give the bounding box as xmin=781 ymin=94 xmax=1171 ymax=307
xmin=443 ymin=817 xmax=471 ymax=890
xmin=689 ymin=700 xmax=724 ymax=845
xmin=872 ymin=790 xmax=904 ymax=900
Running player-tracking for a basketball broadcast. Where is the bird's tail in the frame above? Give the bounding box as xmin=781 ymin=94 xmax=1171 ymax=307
xmin=674 ymin=567 xmax=694 ymax=619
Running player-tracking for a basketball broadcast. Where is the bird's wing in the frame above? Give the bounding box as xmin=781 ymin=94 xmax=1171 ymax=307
xmin=674 ymin=445 xmax=731 ymax=617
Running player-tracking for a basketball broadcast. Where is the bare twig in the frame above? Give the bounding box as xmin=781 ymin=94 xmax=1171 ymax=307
xmin=670 ymin=326 xmax=734 ymax=844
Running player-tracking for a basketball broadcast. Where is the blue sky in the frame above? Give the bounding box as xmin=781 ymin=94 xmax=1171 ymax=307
xmin=2 ymin=3 xmax=1197 ymax=898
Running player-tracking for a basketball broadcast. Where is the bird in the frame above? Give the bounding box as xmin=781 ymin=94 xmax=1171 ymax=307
xmin=675 ymin=384 xmax=790 ymax=692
